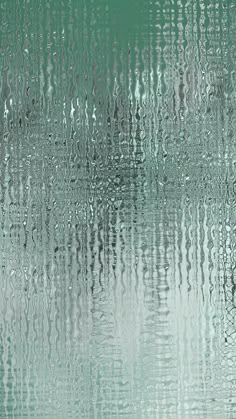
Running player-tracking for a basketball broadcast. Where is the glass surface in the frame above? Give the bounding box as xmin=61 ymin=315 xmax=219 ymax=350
xmin=0 ymin=0 xmax=236 ymax=417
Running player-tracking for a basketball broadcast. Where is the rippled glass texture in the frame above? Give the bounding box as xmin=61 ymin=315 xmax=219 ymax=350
xmin=1 ymin=1 xmax=236 ymax=418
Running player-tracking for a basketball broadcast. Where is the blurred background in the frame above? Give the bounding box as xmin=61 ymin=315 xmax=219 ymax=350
xmin=1 ymin=0 xmax=236 ymax=418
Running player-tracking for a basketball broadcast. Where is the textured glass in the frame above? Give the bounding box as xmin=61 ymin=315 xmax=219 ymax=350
xmin=0 ymin=1 xmax=236 ymax=418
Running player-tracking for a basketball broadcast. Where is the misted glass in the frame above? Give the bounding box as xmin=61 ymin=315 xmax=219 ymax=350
xmin=0 ymin=1 xmax=236 ymax=418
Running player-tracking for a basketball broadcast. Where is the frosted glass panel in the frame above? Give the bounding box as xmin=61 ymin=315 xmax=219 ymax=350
xmin=0 ymin=1 xmax=236 ymax=418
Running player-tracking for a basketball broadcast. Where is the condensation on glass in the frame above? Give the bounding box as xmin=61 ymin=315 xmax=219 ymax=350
xmin=0 ymin=1 xmax=236 ymax=418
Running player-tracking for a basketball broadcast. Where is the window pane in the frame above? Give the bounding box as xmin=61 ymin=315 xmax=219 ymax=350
xmin=0 ymin=1 xmax=235 ymax=417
